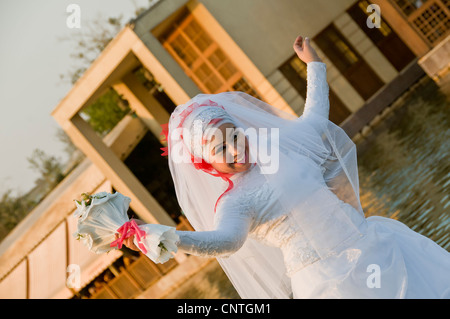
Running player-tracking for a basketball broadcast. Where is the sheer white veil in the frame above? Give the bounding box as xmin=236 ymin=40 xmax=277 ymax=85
xmin=164 ymin=91 xmax=364 ymax=298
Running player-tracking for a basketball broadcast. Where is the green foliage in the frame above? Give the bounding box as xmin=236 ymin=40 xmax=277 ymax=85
xmin=0 ymin=149 xmax=65 ymax=242
xmin=81 ymin=89 xmax=130 ymax=136
xmin=75 ymin=192 xmax=107 ymax=206
xmin=0 ymin=190 xmax=37 ymax=240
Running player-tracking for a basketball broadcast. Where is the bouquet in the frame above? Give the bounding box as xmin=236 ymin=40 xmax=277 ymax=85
xmin=72 ymin=192 xmax=179 ymax=264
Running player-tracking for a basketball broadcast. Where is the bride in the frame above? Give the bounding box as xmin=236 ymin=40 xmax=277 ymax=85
xmin=114 ymin=36 xmax=450 ymax=298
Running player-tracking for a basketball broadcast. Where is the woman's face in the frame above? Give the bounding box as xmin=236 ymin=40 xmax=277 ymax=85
xmin=206 ymin=122 xmax=252 ymax=174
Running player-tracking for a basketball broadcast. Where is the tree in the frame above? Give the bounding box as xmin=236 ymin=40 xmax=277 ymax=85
xmin=0 ymin=149 xmax=66 ymax=242
xmin=0 ymin=190 xmax=37 ymax=240
xmin=81 ymin=88 xmax=131 ymax=136
xmin=58 ymin=13 xmax=132 ymax=136
xmin=58 ymin=0 xmax=159 ymax=85
xmin=27 ymin=149 xmax=65 ymax=190
xmin=0 ymin=2 xmax=155 ymax=242
xmin=59 ymin=14 xmax=124 ymax=85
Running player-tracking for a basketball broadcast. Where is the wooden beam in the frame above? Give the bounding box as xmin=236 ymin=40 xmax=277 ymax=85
xmin=68 ymin=114 xmax=175 ymax=226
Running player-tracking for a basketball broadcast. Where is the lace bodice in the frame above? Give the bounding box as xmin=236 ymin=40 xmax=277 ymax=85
xmin=174 ymin=62 xmax=331 ymax=276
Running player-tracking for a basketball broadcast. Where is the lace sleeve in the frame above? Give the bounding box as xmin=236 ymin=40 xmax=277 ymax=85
xmin=174 ymin=198 xmax=253 ymax=258
xmin=302 ymin=62 xmax=330 ymax=120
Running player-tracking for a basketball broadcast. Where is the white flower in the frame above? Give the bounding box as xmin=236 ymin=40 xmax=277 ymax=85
xmin=72 ymin=192 xmax=112 ymax=222
xmin=72 ymin=231 xmax=93 ymax=250
xmin=71 ymin=191 xmax=180 ymax=262
xmin=158 ymin=227 xmax=179 ymax=263
xmin=73 ymin=199 xmax=90 ymax=222
xmin=72 ymin=192 xmax=131 ymax=254
xmin=137 ymin=224 xmax=179 ymax=264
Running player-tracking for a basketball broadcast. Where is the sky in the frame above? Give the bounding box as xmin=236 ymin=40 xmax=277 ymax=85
xmin=0 ymin=0 xmax=150 ymax=196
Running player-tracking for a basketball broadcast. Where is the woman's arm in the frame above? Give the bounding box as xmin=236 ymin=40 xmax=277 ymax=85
xmin=175 ymin=217 xmax=250 ymax=258
xmin=293 ymin=36 xmax=330 ymax=120
xmin=176 ymin=206 xmax=252 ymax=257
xmin=122 ymin=207 xmax=252 ymax=259
xmin=303 ymin=62 xmax=330 ymax=120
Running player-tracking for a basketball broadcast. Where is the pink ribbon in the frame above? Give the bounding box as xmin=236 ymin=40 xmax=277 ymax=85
xmin=110 ymin=220 xmax=147 ymax=254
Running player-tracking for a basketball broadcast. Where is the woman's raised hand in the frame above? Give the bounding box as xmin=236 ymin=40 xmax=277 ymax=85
xmin=293 ymin=35 xmax=322 ymax=64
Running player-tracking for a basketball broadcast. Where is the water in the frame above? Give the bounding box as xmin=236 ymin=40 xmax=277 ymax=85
xmin=357 ymin=77 xmax=450 ymax=251
xmin=166 ymin=77 xmax=450 ymax=299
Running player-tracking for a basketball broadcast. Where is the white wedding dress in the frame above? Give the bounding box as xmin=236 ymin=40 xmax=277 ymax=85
xmin=147 ymin=63 xmax=450 ymax=298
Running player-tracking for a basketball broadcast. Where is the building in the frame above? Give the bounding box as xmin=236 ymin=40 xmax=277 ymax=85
xmin=1 ymin=0 xmax=448 ymax=299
